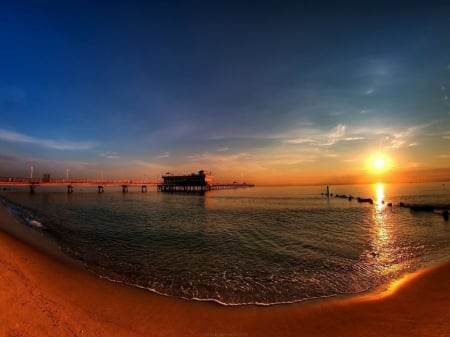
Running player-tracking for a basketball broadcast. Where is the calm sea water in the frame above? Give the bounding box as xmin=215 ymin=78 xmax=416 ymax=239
xmin=1 ymin=182 xmax=450 ymax=305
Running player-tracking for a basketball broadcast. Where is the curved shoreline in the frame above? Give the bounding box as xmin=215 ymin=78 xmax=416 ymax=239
xmin=0 ymin=196 xmax=439 ymax=308
xmin=1 ymin=205 xmax=450 ymax=336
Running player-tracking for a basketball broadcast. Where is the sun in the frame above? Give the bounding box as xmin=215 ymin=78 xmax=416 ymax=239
xmin=368 ymin=153 xmax=391 ymax=174
xmin=374 ymin=157 xmax=386 ymax=171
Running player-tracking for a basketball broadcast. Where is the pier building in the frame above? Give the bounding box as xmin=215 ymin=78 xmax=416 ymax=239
xmin=157 ymin=170 xmax=213 ymax=192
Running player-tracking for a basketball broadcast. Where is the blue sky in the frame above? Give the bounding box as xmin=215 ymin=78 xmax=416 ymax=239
xmin=1 ymin=1 xmax=449 ymax=184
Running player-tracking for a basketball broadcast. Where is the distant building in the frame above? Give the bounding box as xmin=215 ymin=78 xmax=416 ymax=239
xmin=157 ymin=170 xmax=213 ymax=192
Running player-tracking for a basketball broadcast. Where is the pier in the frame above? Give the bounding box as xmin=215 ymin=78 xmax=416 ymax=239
xmin=0 ymin=177 xmax=159 ymax=194
xmin=0 ymin=172 xmax=254 ymax=194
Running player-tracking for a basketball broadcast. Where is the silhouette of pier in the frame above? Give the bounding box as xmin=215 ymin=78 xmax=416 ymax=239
xmin=0 ymin=177 xmax=158 ymax=194
xmin=0 ymin=174 xmax=255 ymax=194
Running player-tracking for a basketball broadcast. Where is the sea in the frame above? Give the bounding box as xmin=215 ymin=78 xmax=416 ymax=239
xmin=1 ymin=182 xmax=449 ymax=306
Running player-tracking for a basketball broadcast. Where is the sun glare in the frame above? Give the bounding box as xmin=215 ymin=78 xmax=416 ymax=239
xmin=368 ymin=153 xmax=391 ymax=174
xmin=374 ymin=157 xmax=386 ymax=170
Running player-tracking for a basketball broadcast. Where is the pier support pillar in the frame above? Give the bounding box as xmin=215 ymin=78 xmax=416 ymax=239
xmin=67 ymin=185 xmax=74 ymax=193
xmin=141 ymin=185 xmax=147 ymax=193
xmin=122 ymin=185 xmax=128 ymax=193
xmin=29 ymin=184 xmax=35 ymax=194
xmin=98 ymin=185 xmax=104 ymax=193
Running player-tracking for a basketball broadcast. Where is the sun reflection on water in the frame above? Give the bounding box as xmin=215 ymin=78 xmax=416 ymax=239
xmin=375 ymin=182 xmax=385 ymax=211
xmin=371 ymin=182 xmax=396 ymax=274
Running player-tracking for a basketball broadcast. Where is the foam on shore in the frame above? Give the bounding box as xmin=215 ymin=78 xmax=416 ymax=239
xmin=0 ymin=197 xmax=82 ymax=268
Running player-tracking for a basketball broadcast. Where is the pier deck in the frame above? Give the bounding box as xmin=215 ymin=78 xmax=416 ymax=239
xmin=0 ymin=177 xmax=158 ymax=193
xmin=0 ymin=177 xmax=254 ymax=193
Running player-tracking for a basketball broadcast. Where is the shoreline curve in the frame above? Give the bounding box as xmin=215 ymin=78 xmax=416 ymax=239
xmin=1 ymin=204 xmax=450 ymax=336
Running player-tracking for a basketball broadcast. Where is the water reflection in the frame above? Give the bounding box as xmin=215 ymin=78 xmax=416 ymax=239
xmin=375 ymin=182 xmax=385 ymax=212
xmin=373 ymin=183 xmax=388 ymax=247
xmin=370 ymin=182 xmax=399 ymax=277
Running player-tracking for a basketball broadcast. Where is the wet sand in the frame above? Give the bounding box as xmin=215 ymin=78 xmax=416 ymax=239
xmin=1 ymin=205 xmax=449 ymax=337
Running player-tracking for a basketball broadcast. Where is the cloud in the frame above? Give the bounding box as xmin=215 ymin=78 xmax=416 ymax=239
xmin=263 ymin=154 xmax=317 ymax=166
xmin=284 ymin=137 xmax=315 ymax=144
xmin=157 ymin=152 xmax=170 ymax=158
xmin=283 ymin=123 xmax=348 ymax=147
xmin=388 ymin=123 xmax=432 ymax=149
xmin=187 ymin=152 xmax=249 ymax=163
xmin=216 ymin=147 xmax=229 ymax=152
xmin=100 ymin=152 xmax=120 ymax=159
xmin=328 ymin=111 xmax=345 ymax=117
xmin=344 ymin=137 xmax=365 ymax=141
xmin=282 ymin=122 xmax=434 ymax=157
xmin=0 ymin=129 xmax=94 ymax=150
xmin=320 ymin=123 xmax=346 ymax=146
xmin=323 ymin=153 xmax=339 ymax=158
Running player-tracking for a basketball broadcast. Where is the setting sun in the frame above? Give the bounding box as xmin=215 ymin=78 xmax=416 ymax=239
xmin=374 ymin=157 xmax=386 ymax=171
xmin=368 ymin=153 xmax=391 ymax=175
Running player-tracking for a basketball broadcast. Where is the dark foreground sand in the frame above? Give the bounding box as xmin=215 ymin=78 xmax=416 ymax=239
xmin=1 ymin=205 xmax=449 ymax=337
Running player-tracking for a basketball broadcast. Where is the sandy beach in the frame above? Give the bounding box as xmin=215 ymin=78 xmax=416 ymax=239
xmin=1 ymin=204 xmax=450 ymax=337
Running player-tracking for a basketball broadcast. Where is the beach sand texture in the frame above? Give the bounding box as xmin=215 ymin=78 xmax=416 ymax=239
xmin=1 ymin=205 xmax=449 ymax=337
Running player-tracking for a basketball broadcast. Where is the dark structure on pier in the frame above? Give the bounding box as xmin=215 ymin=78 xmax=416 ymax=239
xmin=1 ymin=174 xmax=253 ymax=194
xmin=157 ymin=170 xmax=213 ymax=192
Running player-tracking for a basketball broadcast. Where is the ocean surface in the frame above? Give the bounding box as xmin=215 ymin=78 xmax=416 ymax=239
xmin=1 ymin=182 xmax=449 ymax=305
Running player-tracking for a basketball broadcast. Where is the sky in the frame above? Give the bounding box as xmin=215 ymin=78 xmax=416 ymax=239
xmin=1 ymin=1 xmax=449 ymax=185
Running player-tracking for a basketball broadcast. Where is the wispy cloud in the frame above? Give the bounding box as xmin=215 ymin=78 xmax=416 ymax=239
xmin=388 ymin=123 xmax=432 ymax=149
xmin=259 ymin=153 xmax=317 ymax=166
xmin=157 ymin=152 xmax=170 ymax=158
xmin=320 ymin=123 xmax=346 ymax=146
xmin=0 ymin=129 xmax=94 ymax=150
xmin=328 ymin=111 xmax=346 ymax=117
xmin=284 ymin=137 xmax=315 ymax=145
xmin=283 ymin=123 xmax=349 ymax=146
xmin=344 ymin=137 xmax=365 ymax=141
xmin=346 ymin=122 xmax=435 ymax=150
xmin=100 ymin=151 xmax=120 ymax=159
xmin=187 ymin=152 xmax=249 ymax=163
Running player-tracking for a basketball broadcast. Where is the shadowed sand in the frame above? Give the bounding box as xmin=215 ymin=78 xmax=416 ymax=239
xmin=1 ymin=205 xmax=449 ymax=337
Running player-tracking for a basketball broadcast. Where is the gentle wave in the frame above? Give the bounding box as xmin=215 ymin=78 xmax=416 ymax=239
xmin=0 ymin=197 xmax=45 ymax=230
xmin=1 ymin=182 xmax=449 ymax=305
xmin=99 ymin=272 xmax=341 ymax=307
